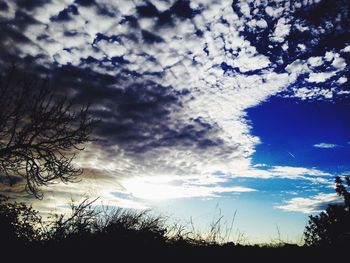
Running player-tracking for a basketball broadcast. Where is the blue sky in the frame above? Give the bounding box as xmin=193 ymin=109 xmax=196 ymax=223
xmin=0 ymin=0 xmax=349 ymax=243
xmin=249 ymin=96 xmax=350 ymax=170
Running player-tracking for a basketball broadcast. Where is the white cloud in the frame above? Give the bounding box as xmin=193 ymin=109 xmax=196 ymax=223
xmin=270 ymin=18 xmax=291 ymax=43
xmin=225 ymin=164 xmax=330 ymax=181
xmin=341 ymin=45 xmax=350 ymax=53
xmin=286 ymin=49 xmax=346 ymax=96
xmin=256 ymin=19 xmax=268 ymax=28
xmin=337 ymin=76 xmax=348 ymax=84
xmin=96 ymin=40 xmax=128 ymax=58
xmin=307 ymin=72 xmax=337 ymax=83
xmin=232 ymin=52 xmax=271 ymax=72
xmin=313 ymin=143 xmax=339 ymax=149
xmin=331 ymin=55 xmax=346 ymax=70
xmin=297 ymin=43 xmax=306 ymax=51
xmin=324 ymin=51 xmax=335 ymax=62
xmin=285 ymin=59 xmax=310 ymax=81
xmin=289 ymin=87 xmax=333 ymax=100
xmin=239 ymin=1 xmax=251 ymax=18
xmin=276 ymin=193 xmax=343 ymax=213
xmin=0 ymin=1 xmax=16 ymax=19
xmin=307 ymin=56 xmax=323 ymax=67
xmin=337 ymin=90 xmax=350 ymax=96
xmin=265 ymin=6 xmax=284 ymax=18
xmin=268 ymin=166 xmax=329 ymax=177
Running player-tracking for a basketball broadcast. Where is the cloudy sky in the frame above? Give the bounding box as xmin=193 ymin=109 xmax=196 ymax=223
xmin=1 ymin=0 xmax=349 ymax=243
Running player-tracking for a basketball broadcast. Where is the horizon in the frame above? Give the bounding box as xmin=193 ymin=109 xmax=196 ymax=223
xmin=0 ymin=0 xmax=349 ymax=244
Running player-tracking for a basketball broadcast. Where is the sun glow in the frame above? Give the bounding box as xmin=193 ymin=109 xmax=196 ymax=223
xmin=121 ymin=176 xmax=256 ymax=201
xmin=121 ymin=176 xmax=195 ymax=200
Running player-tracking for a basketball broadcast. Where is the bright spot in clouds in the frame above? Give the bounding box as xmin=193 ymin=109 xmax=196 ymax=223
xmin=121 ymin=176 xmax=256 ymax=201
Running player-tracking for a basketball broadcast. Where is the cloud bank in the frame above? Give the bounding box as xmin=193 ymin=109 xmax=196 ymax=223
xmin=1 ymin=0 xmax=349 ymax=211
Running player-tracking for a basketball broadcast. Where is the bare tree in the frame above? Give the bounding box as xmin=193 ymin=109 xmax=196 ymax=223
xmin=0 ymin=65 xmax=96 ymax=198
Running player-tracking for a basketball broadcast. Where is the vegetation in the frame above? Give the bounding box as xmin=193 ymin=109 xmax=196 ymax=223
xmin=0 ymin=66 xmax=96 ymax=198
xmin=304 ymin=176 xmax=350 ymax=246
xmin=0 ymin=193 xmax=347 ymax=262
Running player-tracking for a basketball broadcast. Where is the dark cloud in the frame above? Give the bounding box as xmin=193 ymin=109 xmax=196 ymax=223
xmin=20 ymin=62 xmax=219 ymax=154
xmin=3 ymin=0 xmax=347 ymax=167
xmin=170 ymin=0 xmax=197 ymax=19
xmin=233 ymin=0 xmax=350 ymax=67
xmin=0 ymin=4 xmax=47 ymax=69
xmin=137 ymin=2 xmax=159 ymax=18
xmin=50 ymin=4 xmax=79 ymax=22
xmin=0 ymin=1 xmax=8 ymax=11
xmin=141 ymin=30 xmax=164 ymax=44
xmin=230 ymin=0 xmax=350 ymax=97
xmin=75 ymin=0 xmax=96 ymax=7
xmin=14 ymin=0 xmax=50 ymax=11
xmin=5 ymin=9 xmax=40 ymax=30
xmin=120 ymin=15 xmax=139 ymax=29
xmin=136 ymin=0 xmax=199 ymax=27
xmin=293 ymin=0 xmax=350 ymax=52
xmin=97 ymin=32 xmax=138 ymax=45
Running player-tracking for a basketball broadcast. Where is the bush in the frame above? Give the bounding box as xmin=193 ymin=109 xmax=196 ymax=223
xmin=0 ymin=196 xmax=43 ymax=246
xmin=304 ymin=176 xmax=350 ymax=246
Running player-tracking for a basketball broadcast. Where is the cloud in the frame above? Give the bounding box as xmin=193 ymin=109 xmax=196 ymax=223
xmin=120 ymin=175 xmax=256 ymax=201
xmin=313 ymin=143 xmax=339 ymax=149
xmin=227 ymin=165 xmax=331 ymax=184
xmin=276 ymin=193 xmax=343 ymax=213
xmin=270 ymin=17 xmax=290 ymax=43
xmin=341 ymin=45 xmax=350 ymax=53
xmin=288 ymin=87 xmax=334 ymax=100
xmin=267 ymin=166 xmax=330 ymax=177
xmin=307 ymin=72 xmax=337 ymax=83
xmin=1 ymin=0 xmax=349 ymax=213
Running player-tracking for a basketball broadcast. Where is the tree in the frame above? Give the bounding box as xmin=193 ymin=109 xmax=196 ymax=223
xmin=0 ymin=65 xmax=96 ymax=198
xmin=304 ymin=176 xmax=350 ymax=246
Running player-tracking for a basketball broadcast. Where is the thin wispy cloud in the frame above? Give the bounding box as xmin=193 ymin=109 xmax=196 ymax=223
xmin=276 ymin=193 xmax=343 ymax=213
xmin=313 ymin=143 xmax=339 ymax=149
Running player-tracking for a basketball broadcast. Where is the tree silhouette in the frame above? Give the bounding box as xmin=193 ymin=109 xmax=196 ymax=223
xmin=304 ymin=176 xmax=350 ymax=246
xmin=0 ymin=66 xmax=96 ymax=198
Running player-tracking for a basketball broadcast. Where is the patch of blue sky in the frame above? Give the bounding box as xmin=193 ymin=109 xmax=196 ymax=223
xmin=246 ymin=96 xmax=350 ymax=171
xmin=153 ymin=189 xmax=309 ymax=243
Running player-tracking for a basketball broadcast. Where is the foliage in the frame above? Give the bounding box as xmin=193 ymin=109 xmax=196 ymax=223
xmin=0 ymin=197 xmax=168 ymax=247
xmin=0 ymin=197 xmax=347 ymax=261
xmin=0 ymin=196 xmax=43 ymax=245
xmin=45 ymin=198 xmax=99 ymax=242
xmin=0 ymin=65 xmax=96 ymax=198
xmin=304 ymin=176 xmax=350 ymax=246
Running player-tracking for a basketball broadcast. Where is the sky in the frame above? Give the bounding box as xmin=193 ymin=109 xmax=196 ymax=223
xmin=0 ymin=0 xmax=349 ymax=243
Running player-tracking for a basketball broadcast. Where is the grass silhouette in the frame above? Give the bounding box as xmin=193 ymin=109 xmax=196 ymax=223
xmin=0 ymin=196 xmax=347 ymax=263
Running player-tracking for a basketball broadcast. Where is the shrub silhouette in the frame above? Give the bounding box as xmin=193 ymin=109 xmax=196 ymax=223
xmin=0 ymin=197 xmax=348 ymax=261
xmin=45 ymin=198 xmax=99 ymax=243
xmin=304 ymin=176 xmax=350 ymax=246
xmin=0 ymin=196 xmax=43 ymax=246
xmin=0 ymin=197 xmax=168 ymax=248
